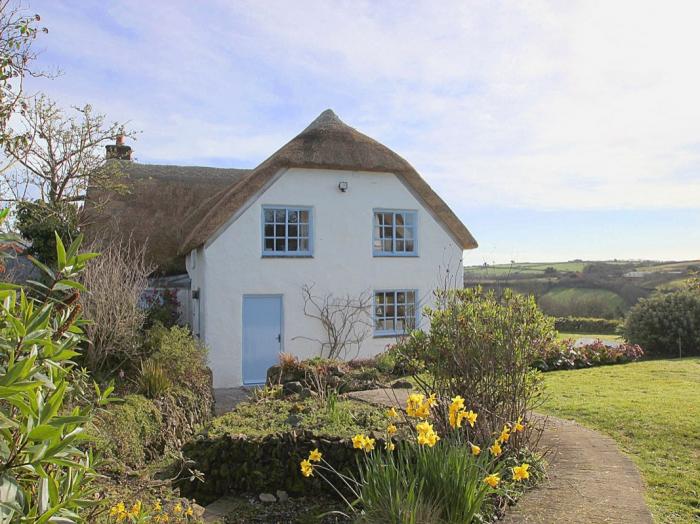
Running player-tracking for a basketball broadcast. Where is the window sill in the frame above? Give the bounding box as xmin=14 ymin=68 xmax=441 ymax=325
xmin=373 ymin=253 xmax=419 ymax=258
xmin=261 ymin=254 xmax=314 ymax=259
xmin=373 ymin=332 xmax=408 ymax=339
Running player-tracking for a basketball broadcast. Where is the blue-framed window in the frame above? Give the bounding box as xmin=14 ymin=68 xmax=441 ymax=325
xmin=373 ymin=210 xmax=417 ymax=256
xmin=373 ymin=289 xmax=417 ymax=336
xmin=262 ymin=206 xmax=312 ymax=256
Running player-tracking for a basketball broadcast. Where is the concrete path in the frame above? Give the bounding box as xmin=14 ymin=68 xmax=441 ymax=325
xmin=347 ymin=388 xmax=653 ymax=524
xmin=213 ymin=387 xmax=250 ymax=415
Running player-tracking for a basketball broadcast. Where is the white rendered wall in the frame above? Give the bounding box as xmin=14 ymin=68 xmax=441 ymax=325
xmin=188 ymin=168 xmax=464 ymax=387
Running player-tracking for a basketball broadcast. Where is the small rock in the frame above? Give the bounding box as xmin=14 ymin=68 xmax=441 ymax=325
xmin=300 ymin=387 xmax=318 ymax=399
xmin=391 ymin=380 xmax=413 ymax=389
xmin=259 ymin=492 xmax=276 ymax=503
xmin=191 ymin=503 xmax=206 ymax=518
xmin=276 ymin=490 xmax=289 ymax=502
xmin=283 ymin=381 xmax=303 ymax=395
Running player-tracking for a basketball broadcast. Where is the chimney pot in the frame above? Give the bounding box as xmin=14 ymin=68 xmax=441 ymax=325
xmin=105 ymin=135 xmax=133 ymax=161
xmin=116 ymin=134 xmax=125 ymax=146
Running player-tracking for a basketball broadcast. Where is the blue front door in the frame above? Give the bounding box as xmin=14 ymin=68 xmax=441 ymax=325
xmin=243 ymin=295 xmax=283 ymax=385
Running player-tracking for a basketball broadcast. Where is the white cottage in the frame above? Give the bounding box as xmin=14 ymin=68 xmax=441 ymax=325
xmin=88 ymin=110 xmax=477 ymax=387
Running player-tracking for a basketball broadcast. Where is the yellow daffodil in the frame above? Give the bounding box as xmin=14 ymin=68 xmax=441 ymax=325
xmin=512 ymin=463 xmax=530 ymax=481
xmin=483 ymin=473 xmax=500 ymax=488
xmin=514 ymin=417 xmax=525 ymax=432
xmin=498 ymin=425 xmax=511 ymax=443
xmin=153 ymin=499 xmax=162 ymax=512
xmin=300 ymin=458 xmax=314 ymax=477
xmin=309 ymin=448 xmax=322 ymax=462
xmin=362 ymin=437 xmax=376 ymax=452
xmin=406 ymin=393 xmax=431 ymax=419
xmin=185 ymin=507 xmax=194 ymax=516
xmin=352 ymin=434 xmax=366 ymax=449
xmin=385 ymin=441 xmax=396 ymax=451
xmin=415 ymin=421 xmax=440 ymax=447
xmin=450 ymin=395 xmax=465 ymax=412
xmin=173 ymin=502 xmax=183 ymax=515
xmin=387 ymin=424 xmax=397 ymax=436
xmin=464 ymin=410 xmax=477 ymax=427
xmin=427 ymin=393 xmax=438 ymax=407
xmin=128 ymin=501 xmax=142 ymax=518
xmin=387 ymin=407 xmax=399 ymax=418
xmin=489 ymin=441 xmax=502 ymax=457
xmin=470 ymin=443 xmax=481 ymax=455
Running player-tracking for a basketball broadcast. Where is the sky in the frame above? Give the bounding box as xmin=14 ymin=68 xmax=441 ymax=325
xmin=24 ymin=0 xmax=700 ymax=265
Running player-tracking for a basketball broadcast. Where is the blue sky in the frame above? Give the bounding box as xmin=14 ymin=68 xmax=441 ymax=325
xmin=25 ymin=0 xmax=700 ymax=265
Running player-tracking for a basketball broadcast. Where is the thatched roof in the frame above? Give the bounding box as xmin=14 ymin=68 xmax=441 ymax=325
xmin=180 ymin=110 xmax=477 ymax=254
xmin=84 ymin=162 xmax=249 ymax=274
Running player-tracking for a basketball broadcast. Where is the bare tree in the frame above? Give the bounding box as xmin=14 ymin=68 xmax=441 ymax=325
xmin=80 ymin=237 xmax=154 ymax=375
xmin=294 ymin=283 xmax=373 ymax=360
xmin=2 ymin=95 xmax=136 ymax=209
xmin=0 ymin=1 xmax=47 ymax=173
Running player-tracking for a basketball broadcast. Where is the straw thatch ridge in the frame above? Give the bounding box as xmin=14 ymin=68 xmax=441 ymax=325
xmin=84 ymin=162 xmax=250 ymax=274
xmin=179 ymin=110 xmax=477 ymax=255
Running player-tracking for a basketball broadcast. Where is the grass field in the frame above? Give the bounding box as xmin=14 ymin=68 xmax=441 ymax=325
xmin=463 ymin=261 xmax=588 ymax=277
xmin=541 ymin=358 xmax=700 ymax=523
xmin=539 ymin=287 xmax=626 ymax=318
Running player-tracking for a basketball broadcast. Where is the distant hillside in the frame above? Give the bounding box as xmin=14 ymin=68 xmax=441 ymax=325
xmin=464 ymin=259 xmax=700 ymax=319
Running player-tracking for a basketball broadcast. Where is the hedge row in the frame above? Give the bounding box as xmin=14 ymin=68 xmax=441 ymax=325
xmin=554 ymin=316 xmax=622 ymax=334
xmin=180 ymin=430 xmax=380 ymax=504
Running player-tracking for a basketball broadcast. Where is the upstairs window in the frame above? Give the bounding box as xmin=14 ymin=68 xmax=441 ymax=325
xmin=373 ymin=210 xmax=417 ymax=256
xmin=262 ymin=206 xmax=312 ymax=256
xmin=373 ymin=290 xmax=417 ymax=336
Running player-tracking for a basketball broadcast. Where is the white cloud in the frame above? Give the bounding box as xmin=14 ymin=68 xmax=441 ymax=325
xmin=27 ymin=0 xmax=700 ymax=208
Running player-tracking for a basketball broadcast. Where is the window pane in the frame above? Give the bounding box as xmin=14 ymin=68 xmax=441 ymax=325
xmin=375 ymin=293 xmax=385 ymax=304
xmin=385 ymin=319 xmax=395 ymax=332
xmin=300 ymin=224 xmax=309 ymax=237
xmin=275 ymin=225 xmax=285 ymax=236
xmin=299 ymin=238 xmax=309 ymax=251
xmin=264 ymin=238 xmax=274 ymax=250
xmin=386 ymin=305 xmax=395 ymax=317
xmin=264 ymin=209 xmax=274 ymax=222
xmin=383 ymin=239 xmax=393 ymax=252
xmin=397 ymin=292 xmax=406 ymax=303
xmin=403 ymin=213 xmax=414 ymax=225
xmin=288 ymin=224 xmax=298 ymax=237
xmin=407 ymin=291 xmax=416 ymax=303
xmin=396 ymin=213 xmax=405 ymax=226
xmin=375 ymin=212 xmax=384 ymax=226
xmin=274 ymin=209 xmax=286 ymax=222
xmin=375 ymin=305 xmax=384 ymax=317
xmin=404 ymin=227 xmax=414 ymax=239
xmin=383 ymin=213 xmax=393 ymax=225
xmin=405 ymin=240 xmax=414 ymax=252
xmin=386 ymin=293 xmax=395 ymax=304
xmin=288 ymin=239 xmax=298 ymax=251
xmin=397 ymin=319 xmax=405 ymax=331
xmin=376 ymin=319 xmax=386 ymax=331
xmin=264 ymin=224 xmax=274 ymax=236
xmin=299 ymin=210 xmax=309 ymax=223
xmin=396 ymin=226 xmax=405 ymax=239
xmin=275 ymin=239 xmax=285 ymax=251
xmin=397 ymin=305 xmax=406 ymax=317
xmin=396 ymin=240 xmax=405 ymax=252
xmin=289 ymin=210 xmax=298 ymax=223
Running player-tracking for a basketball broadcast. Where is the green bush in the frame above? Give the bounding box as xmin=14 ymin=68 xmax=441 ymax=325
xmin=15 ymin=200 xmax=79 ymax=265
xmin=92 ymin=394 xmax=164 ymax=469
xmin=396 ymin=287 xmax=553 ymax=446
xmin=622 ymin=291 xmax=700 ymax=357
xmin=144 ymin=323 xmax=208 ymax=391
xmin=554 ymin=316 xmax=622 ymax=334
xmin=0 ymin=226 xmax=114 ymax=521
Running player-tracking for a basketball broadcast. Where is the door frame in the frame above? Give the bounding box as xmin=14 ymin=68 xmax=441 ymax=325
xmin=242 ymin=294 xmax=284 ymax=385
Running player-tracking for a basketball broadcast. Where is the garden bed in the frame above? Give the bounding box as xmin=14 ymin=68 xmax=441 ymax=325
xmin=180 ymin=398 xmax=391 ymax=504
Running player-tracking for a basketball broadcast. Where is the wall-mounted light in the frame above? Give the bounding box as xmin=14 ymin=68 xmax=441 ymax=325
xmin=338 ymin=181 xmax=348 ymax=192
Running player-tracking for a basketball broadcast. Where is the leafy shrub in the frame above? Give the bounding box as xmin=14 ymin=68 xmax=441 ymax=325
xmin=138 ymin=359 xmax=172 ymax=398
xmin=144 ymin=323 xmax=208 ymax=391
xmin=144 ymin=288 xmax=181 ymax=328
xmin=554 ymin=316 xmax=622 ymax=334
xmin=0 ymin=227 xmax=114 ymax=521
xmin=533 ymin=339 xmax=644 ymax=371
xmin=623 ymin=291 xmax=700 ymax=356
xmin=395 ymin=287 xmax=553 ymax=445
xmin=15 ymin=200 xmax=79 ymax=264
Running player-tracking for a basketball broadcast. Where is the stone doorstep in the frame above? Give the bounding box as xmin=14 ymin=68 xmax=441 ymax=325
xmin=202 ymin=496 xmax=239 ymax=523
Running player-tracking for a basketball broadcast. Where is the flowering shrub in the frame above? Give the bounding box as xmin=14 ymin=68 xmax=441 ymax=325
xmin=533 ymin=339 xmax=644 ymax=371
xmin=395 ymin=287 xmax=552 ymax=445
xmin=107 ymin=499 xmax=196 ymax=523
xmin=300 ymin=392 xmax=532 ymax=523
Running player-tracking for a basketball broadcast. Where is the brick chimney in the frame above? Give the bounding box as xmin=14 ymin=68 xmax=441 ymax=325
xmin=105 ymin=134 xmax=132 ymax=160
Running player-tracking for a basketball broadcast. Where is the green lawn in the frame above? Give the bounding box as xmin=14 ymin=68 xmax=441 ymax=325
xmin=541 ymin=359 xmax=700 ymax=523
